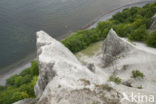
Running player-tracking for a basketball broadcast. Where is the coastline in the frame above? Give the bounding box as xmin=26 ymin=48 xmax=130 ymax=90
xmin=0 ymin=0 xmax=155 ymax=85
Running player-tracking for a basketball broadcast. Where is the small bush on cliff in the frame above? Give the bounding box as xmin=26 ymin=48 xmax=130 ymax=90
xmin=131 ymin=70 xmax=144 ymax=79
xmin=109 ymin=75 xmax=121 ymax=84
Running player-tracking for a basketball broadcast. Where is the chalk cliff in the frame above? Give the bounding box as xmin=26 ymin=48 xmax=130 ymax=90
xmin=34 ymin=31 xmax=122 ymax=104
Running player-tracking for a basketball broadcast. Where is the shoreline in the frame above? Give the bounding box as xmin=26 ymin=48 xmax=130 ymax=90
xmin=0 ymin=53 xmax=36 ymax=85
xmin=0 ymin=0 xmax=155 ymax=85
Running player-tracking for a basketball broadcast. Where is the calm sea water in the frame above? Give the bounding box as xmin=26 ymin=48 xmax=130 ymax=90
xmin=0 ymin=0 xmax=150 ymax=72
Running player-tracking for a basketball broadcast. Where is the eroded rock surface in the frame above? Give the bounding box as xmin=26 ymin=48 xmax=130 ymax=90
xmin=35 ymin=31 xmax=122 ymax=104
xmin=13 ymin=98 xmax=36 ymax=104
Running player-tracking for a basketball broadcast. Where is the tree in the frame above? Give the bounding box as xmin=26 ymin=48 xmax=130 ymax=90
xmin=96 ymin=20 xmax=112 ymax=38
xmin=128 ymin=25 xmax=148 ymax=41
xmin=30 ymin=61 xmax=39 ymax=76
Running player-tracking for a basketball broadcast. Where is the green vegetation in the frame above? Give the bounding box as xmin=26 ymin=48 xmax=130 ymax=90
xmin=128 ymin=25 xmax=148 ymax=41
xmin=131 ymin=70 xmax=144 ymax=78
xmin=0 ymin=61 xmax=39 ymax=104
xmin=146 ymin=30 xmax=156 ymax=47
xmin=109 ymin=75 xmax=121 ymax=84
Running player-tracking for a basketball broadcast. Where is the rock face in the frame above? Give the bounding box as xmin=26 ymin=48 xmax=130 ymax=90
xmin=35 ymin=31 xmax=122 ymax=104
xmin=102 ymin=29 xmax=132 ymax=67
xmin=13 ymin=98 xmax=36 ymax=104
xmin=35 ymin=30 xmax=81 ymax=98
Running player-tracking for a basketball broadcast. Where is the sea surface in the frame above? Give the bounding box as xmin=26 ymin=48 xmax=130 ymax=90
xmin=0 ymin=0 xmax=152 ymax=73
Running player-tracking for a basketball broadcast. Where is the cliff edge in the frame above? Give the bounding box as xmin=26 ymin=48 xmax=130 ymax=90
xmin=34 ymin=31 xmax=122 ymax=104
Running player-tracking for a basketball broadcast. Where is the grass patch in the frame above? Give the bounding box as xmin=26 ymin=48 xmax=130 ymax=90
xmin=75 ymin=41 xmax=103 ymax=57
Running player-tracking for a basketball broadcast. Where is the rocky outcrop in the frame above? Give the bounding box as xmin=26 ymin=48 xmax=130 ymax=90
xmin=13 ymin=98 xmax=36 ymax=104
xmin=102 ymin=29 xmax=133 ymax=67
xmin=35 ymin=31 xmax=122 ymax=104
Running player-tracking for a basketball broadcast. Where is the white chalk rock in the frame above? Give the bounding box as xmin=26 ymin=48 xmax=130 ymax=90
xmin=34 ymin=31 xmax=121 ymax=104
xmin=102 ymin=29 xmax=133 ymax=66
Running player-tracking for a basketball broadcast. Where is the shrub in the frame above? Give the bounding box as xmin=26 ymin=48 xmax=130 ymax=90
xmin=131 ymin=70 xmax=144 ymax=78
xmin=109 ymin=75 xmax=121 ymax=84
xmin=133 ymin=15 xmax=151 ymax=28
xmin=146 ymin=30 xmax=156 ymax=47
xmin=62 ymin=28 xmax=99 ymax=53
xmin=112 ymin=7 xmax=140 ymax=23
xmin=0 ymin=61 xmax=38 ymax=104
